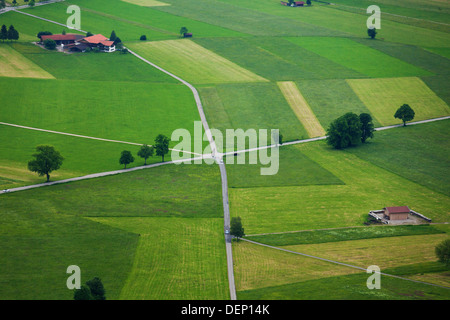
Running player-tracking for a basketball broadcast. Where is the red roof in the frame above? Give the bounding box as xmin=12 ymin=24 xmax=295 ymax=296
xmin=384 ymin=206 xmax=410 ymax=213
xmin=82 ymin=34 xmax=109 ymax=44
xmin=100 ymin=40 xmax=115 ymax=47
xmin=41 ymin=34 xmax=84 ymax=41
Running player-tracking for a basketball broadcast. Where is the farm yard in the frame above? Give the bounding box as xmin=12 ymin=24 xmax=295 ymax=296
xmin=0 ymin=0 xmax=449 ymax=305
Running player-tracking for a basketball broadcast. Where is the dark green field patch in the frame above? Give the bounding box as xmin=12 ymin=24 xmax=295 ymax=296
xmin=246 ymin=225 xmax=444 ymax=246
xmin=346 ymin=120 xmax=450 ymax=197
xmin=296 ymin=79 xmax=379 ymax=129
xmin=199 ymin=82 xmax=309 ymax=147
xmin=226 ymin=145 xmax=344 ymax=188
xmin=195 ymin=37 xmax=364 ymax=81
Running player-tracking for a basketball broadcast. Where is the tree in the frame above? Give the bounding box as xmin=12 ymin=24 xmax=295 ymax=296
xmin=0 ymin=25 xmax=7 ymax=42
xmin=73 ymin=285 xmax=93 ymax=300
xmin=119 ymin=150 xmax=134 ymax=169
xmin=368 ymin=26 xmax=377 ymax=39
xmin=326 ymin=112 xmax=362 ymax=149
xmin=7 ymin=25 xmax=19 ymax=42
xmin=113 ymin=37 xmax=122 ymax=46
xmin=230 ymin=217 xmax=245 ymax=240
xmin=62 ymin=29 xmax=66 ymax=35
xmin=137 ymin=144 xmax=154 ymax=165
xmin=86 ymin=31 xmax=93 ymax=37
xmin=435 ymin=239 xmax=450 ymax=267
xmin=179 ymin=27 xmax=188 ymax=37
xmin=154 ymin=134 xmax=170 ymax=162
xmin=109 ymin=30 xmax=117 ymax=42
xmin=140 ymin=35 xmax=147 ymax=41
xmin=306 ymin=0 xmax=312 ymax=5
xmin=359 ymin=113 xmax=375 ymax=143
xmin=29 ymin=0 xmax=35 ymax=8
xmin=37 ymin=31 xmax=52 ymax=40
xmin=44 ymin=38 xmax=57 ymax=50
xmin=86 ymin=277 xmax=106 ymax=300
xmin=394 ymin=104 xmax=415 ymax=126
xmin=0 ymin=0 xmax=6 ymax=11
xmin=27 ymin=145 xmax=64 ymax=182
xmin=12 ymin=0 xmax=17 ymax=6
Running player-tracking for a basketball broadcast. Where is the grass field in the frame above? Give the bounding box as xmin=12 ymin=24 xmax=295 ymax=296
xmin=345 ymin=120 xmax=450 ymax=197
xmin=296 ymin=79 xmax=380 ymax=129
xmin=195 ymin=37 xmax=364 ymax=81
xmin=0 ymin=44 xmax=54 ymax=79
xmin=128 ymin=40 xmax=267 ymax=84
xmin=287 ymin=37 xmax=433 ymax=78
xmin=229 ymin=141 xmax=450 ymax=234
xmin=198 ymin=83 xmax=309 ymax=148
xmin=347 ymin=77 xmax=450 ymax=126
xmin=90 ymin=217 xmax=228 ymax=299
xmin=121 ymin=0 xmax=170 ymax=7
xmin=277 ymin=81 xmax=326 ymax=138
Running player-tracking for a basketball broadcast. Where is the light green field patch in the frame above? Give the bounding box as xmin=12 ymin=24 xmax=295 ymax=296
xmin=277 ymin=81 xmax=326 ymax=138
xmin=347 ymin=77 xmax=450 ymax=126
xmin=128 ymin=40 xmax=268 ymax=84
xmin=0 ymin=45 xmax=54 ymax=79
xmin=287 ymin=37 xmax=432 ymax=78
xmin=89 ymin=217 xmax=229 ymax=300
xmin=121 ymin=0 xmax=170 ymax=6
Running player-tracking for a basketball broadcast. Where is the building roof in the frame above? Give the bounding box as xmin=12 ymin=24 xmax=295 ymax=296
xmin=100 ymin=40 xmax=115 ymax=47
xmin=384 ymin=206 xmax=410 ymax=213
xmin=41 ymin=34 xmax=85 ymax=41
xmin=82 ymin=34 xmax=109 ymax=44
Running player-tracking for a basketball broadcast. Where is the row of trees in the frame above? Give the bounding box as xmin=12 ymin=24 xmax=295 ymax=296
xmin=0 ymin=24 xmax=19 ymax=42
xmin=26 ymin=135 xmax=171 ymax=182
xmin=119 ymin=134 xmax=170 ymax=169
xmin=326 ymin=104 xmax=415 ymax=149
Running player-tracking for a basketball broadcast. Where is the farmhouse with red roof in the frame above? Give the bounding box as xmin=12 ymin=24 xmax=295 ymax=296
xmin=40 ymin=33 xmax=116 ymax=53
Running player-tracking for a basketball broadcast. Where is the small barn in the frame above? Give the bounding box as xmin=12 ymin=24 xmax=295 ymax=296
xmin=183 ymin=32 xmax=193 ymax=38
xmin=383 ymin=206 xmax=410 ymax=221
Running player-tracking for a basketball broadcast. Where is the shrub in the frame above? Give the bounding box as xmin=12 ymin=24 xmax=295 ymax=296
xmin=43 ymin=38 xmax=56 ymax=50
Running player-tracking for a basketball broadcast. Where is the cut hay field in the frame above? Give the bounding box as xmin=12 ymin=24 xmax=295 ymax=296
xmin=0 ymin=45 xmax=54 ymax=79
xmin=128 ymin=40 xmax=267 ymax=84
xmin=277 ymin=81 xmax=325 ymax=138
xmin=347 ymin=77 xmax=450 ymax=126
xmin=90 ymin=217 xmax=228 ymax=300
xmin=121 ymin=0 xmax=170 ymax=7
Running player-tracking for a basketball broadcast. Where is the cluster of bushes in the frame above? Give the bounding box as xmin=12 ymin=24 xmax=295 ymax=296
xmin=120 ymin=134 xmax=170 ymax=169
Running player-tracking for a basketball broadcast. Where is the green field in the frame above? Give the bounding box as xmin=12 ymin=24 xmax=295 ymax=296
xmin=0 ymin=0 xmax=449 ymax=301
xmin=347 ymin=77 xmax=450 ymax=126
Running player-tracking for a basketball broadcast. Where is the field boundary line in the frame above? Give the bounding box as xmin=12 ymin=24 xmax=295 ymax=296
xmin=241 ymin=238 xmax=450 ymax=290
xmin=0 ymin=121 xmax=203 ymax=156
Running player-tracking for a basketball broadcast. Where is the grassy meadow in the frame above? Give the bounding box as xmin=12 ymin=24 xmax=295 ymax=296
xmin=0 ymin=0 xmax=448 ymax=301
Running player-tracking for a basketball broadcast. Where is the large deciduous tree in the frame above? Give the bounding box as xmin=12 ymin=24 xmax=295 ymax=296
xmin=435 ymin=239 xmax=450 ymax=267
xmin=359 ymin=113 xmax=375 ymax=143
xmin=154 ymin=134 xmax=170 ymax=162
xmin=394 ymin=104 xmax=415 ymax=126
xmin=326 ymin=112 xmax=362 ymax=149
xmin=27 ymin=145 xmax=64 ymax=182
xmin=119 ymin=150 xmax=134 ymax=169
xmin=230 ymin=217 xmax=245 ymax=240
xmin=137 ymin=144 xmax=154 ymax=165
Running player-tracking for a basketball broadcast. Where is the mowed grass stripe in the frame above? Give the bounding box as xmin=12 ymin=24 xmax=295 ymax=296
xmin=277 ymin=81 xmax=326 ymax=138
xmin=128 ymin=40 xmax=268 ymax=84
xmin=0 ymin=45 xmax=54 ymax=79
xmin=121 ymin=0 xmax=170 ymax=6
xmin=347 ymin=77 xmax=450 ymax=126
